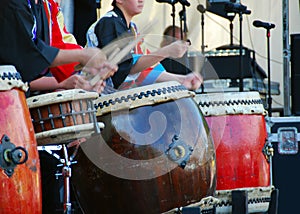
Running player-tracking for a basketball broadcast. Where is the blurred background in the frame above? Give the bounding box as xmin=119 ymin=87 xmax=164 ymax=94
xmin=97 ymin=0 xmax=300 ymax=115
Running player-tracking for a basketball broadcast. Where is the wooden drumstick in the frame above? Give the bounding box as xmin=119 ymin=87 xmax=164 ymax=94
xmin=87 ymin=47 xmax=122 ymax=86
xmin=74 ymin=43 xmax=120 ymax=72
xmin=88 ymin=36 xmax=143 ymax=86
xmin=76 ymin=22 xmax=154 ymax=86
xmin=75 ymin=35 xmax=142 ymax=85
xmin=108 ymin=47 xmax=121 ymax=61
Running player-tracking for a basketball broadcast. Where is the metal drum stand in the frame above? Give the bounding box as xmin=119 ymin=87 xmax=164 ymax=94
xmin=38 ymin=140 xmax=81 ymax=214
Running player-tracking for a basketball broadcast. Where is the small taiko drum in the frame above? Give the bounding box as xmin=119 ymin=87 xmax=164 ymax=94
xmin=72 ymin=81 xmax=216 ymax=214
xmin=27 ymin=89 xmax=104 ymax=145
xmin=194 ymin=92 xmax=272 ymax=212
xmin=0 ymin=65 xmax=42 ymax=214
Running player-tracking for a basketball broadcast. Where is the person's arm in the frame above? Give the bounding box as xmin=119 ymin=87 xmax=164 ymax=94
xmin=51 ymin=47 xmax=110 ymax=77
xmin=29 ymin=76 xmax=61 ymax=91
xmin=50 ymin=48 xmax=102 ymax=67
xmin=130 ymin=40 xmax=189 ymax=75
xmin=29 ymin=74 xmax=108 ymax=94
xmin=156 ymin=72 xmax=203 ymax=91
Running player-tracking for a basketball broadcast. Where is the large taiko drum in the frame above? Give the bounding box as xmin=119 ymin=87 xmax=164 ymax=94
xmin=72 ymin=81 xmax=216 ymax=214
xmin=0 ymin=65 xmax=42 ymax=213
xmin=194 ymin=92 xmax=272 ymax=212
xmin=27 ymin=89 xmax=103 ymax=145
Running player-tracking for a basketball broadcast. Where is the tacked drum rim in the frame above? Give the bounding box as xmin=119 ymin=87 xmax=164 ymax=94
xmin=0 ymin=65 xmax=28 ymax=92
xmin=163 ymin=186 xmax=275 ymax=214
xmin=215 ymin=186 xmax=275 ymax=212
xmin=35 ymin=122 xmax=105 ymax=145
xmin=194 ymin=91 xmax=268 ymax=116
xmin=94 ymin=81 xmax=195 ymax=116
xmin=26 ymin=89 xmax=99 ymax=108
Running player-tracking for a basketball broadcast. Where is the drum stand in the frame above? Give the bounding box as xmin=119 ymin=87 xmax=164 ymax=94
xmin=56 ymin=144 xmax=77 ymax=214
xmin=38 ymin=143 xmax=79 ymax=214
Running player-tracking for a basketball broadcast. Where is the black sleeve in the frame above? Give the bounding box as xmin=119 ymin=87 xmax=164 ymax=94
xmin=0 ymin=0 xmax=59 ymax=83
xmin=94 ymin=17 xmax=133 ymax=88
xmin=73 ymin=0 xmax=97 ymax=46
xmin=160 ymin=57 xmax=192 ymax=75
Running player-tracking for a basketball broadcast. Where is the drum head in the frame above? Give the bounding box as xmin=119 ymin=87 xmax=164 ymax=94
xmin=0 ymin=65 xmax=28 ymax=91
xmin=194 ymin=91 xmax=267 ymax=116
xmin=95 ymin=81 xmax=195 ymax=116
xmin=27 ymin=89 xmax=99 ymax=108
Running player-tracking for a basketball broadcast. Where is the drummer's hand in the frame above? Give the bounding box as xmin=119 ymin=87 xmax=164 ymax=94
xmin=90 ymin=80 xmax=106 ymax=93
xmin=97 ymin=61 xmax=118 ymax=80
xmin=162 ymin=40 xmax=189 ymax=58
xmin=182 ymin=72 xmax=203 ymax=90
xmin=75 ymin=47 xmax=109 ymax=76
xmin=58 ymin=75 xmax=85 ymax=89
xmin=58 ymin=74 xmax=106 ymax=93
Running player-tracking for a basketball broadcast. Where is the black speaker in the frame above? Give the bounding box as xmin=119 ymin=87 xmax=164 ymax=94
xmin=291 ymin=34 xmax=300 ymax=115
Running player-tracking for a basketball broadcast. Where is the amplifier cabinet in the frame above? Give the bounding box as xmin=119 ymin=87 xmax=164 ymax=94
xmin=267 ymin=116 xmax=300 ymax=213
xmin=204 ymin=48 xmax=267 ymax=80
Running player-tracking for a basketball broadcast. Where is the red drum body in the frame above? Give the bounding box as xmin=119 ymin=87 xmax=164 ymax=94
xmin=72 ymin=82 xmax=216 ymax=214
xmin=194 ymin=92 xmax=270 ymax=190
xmin=0 ymin=66 xmax=42 ymax=214
xmin=27 ymin=89 xmax=101 ymax=145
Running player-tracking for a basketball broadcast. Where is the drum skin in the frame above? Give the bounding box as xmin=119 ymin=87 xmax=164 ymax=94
xmin=0 ymin=89 xmax=42 ymax=214
xmin=72 ymin=90 xmax=216 ymax=214
xmin=205 ymin=114 xmax=270 ymax=190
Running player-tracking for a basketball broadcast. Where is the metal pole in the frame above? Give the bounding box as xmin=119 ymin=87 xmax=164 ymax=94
xmin=239 ymin=12 xmax=244 ymax=92
xmin=62 ymin=144 xmax=72 ymax=214
xmin=267 ymin=29 xmax=272 ymax=116
xmin=283 ymin=0 xmax=291 ymax=116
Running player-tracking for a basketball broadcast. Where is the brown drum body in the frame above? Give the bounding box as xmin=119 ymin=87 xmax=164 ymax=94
xmin=72 ymin=82 xmax=216 ymax=214
xmin=0 ymin=66 xmax=42 ymax=214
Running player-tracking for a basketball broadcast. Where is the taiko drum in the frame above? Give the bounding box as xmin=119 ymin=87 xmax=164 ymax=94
xmin=72 ymin=81 xmax=216 ymax=214
xmin=194 ymin=92 xmax=270 ymax=190
xmin=0 ymin=65 xmax=42 ymax=214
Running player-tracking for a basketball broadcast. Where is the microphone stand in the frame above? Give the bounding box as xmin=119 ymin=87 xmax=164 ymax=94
xmin=198 ymin=5 xmax=207 ymax=54
xmin=179 ymin=9 xmax=185 ymax=40
xmin=266 ymin=28 xmax=273 ymax=116
xmin=229 ymin=20 xmax=234 ymax=47
xmin=157 ymin=0 xmax=178 ymax=34
xmin=179 ymin=5 xmax=190 ymax=75
xmin=225 ymin=4 xmax=251 ymax=92
xmin=253 ymin=22 xmax=275 ymax=116
xmin=160 ymin=1 xmax=179 ymax=74
xmin=238 ymin=9 xmax=251 ymax=92
xmin=171 ymin=3 xmax=176 ymax=38
xmin=238 ymin=10 xmax=244 ymax=92
xmin=198 ymin=4 xmax=207 ymax=93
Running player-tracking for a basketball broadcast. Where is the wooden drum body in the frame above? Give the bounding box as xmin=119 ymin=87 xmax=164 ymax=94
xmin=194 ymin=92 xmax=270 ymax=190
xmin=72 ymin=81 xmax=216 ymax=214
xmin=0 ymin=66 xmax=42 ymax=214
xmin=27 ymin=89 xmax=102 ymax=145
